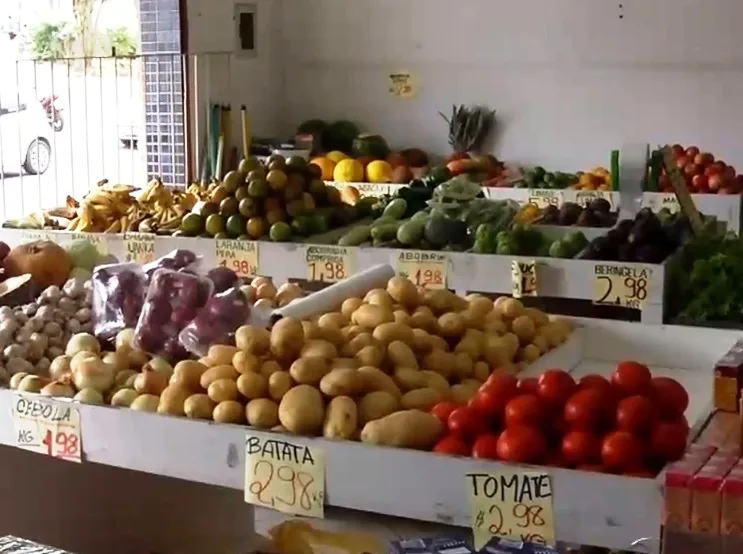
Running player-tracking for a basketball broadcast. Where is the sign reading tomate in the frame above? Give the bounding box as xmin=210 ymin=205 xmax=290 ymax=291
xmin=467 ymin=470 xmax=556 ymax=550
xmin=11 ymin=395 xmax=82 ymax=463
xmin=244 ymin=435 xmax=325 ymax=518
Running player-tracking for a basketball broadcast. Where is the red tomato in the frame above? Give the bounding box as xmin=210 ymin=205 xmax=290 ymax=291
xmin=483 ymin=373 xmax=518 ymax=391
xmin=601 ymin=431 xmax=645 ymax=471
xmin=561 ymin=430 xmax=601 ymax=465
xmin=504 ymin=394 xmax=545 ymax=428
xmin=671 ymin=144 xmax=685 ymax=158
xmin=709 ymin=173 xmax=724 ymax=191
xmin=611 ymin=361 xmax=652 ymax=397
xmin=578 ymin=463 xmax=606 ymax=473
xmin=517 ymin=376 xmax=539 ymax=395
xmin=430 ymin=401 xmax=459 ymax=425
xmin=694 ymin=152 xmax=715 ymax=166
xmin=434 ymin=435 xmax=471 ymax=457
xmin=725 ymin=165 xmax=737 ymax=180
xmin=472 ymin=433 xmax=500 ymax=460
xmin=616 ymin=395 xmax=656 ymax=434
xmin=563 ymin=388 xmax=608 ymax=431
xmin=685 ymin=146 xmax=700 ymax=158
xmin=676 ymin=156 xmax=690 ymax=169
xmin=578 ymin=374 xmax=612 ymax=393
xmin=537 ymin=369 xmax=576 ymax=406
xmin=651 ymin=377 xmax=689 ymax=419
xmin=649 ymin=419 xmax=689 ymax=462
xmin=469 ymin=375 xmax=519 ymax=420
xmin=448 ymin=407 xmax=488 ymax=440
xmin=705 ymin=164 xmax=723 ymax=177
xmin=684 ymin=163 xmax=702 ymax=177
xmin=496 ymin=426 xmax=547 ymax=464
xmin=692 ymin=174 xmax=708 ymax=191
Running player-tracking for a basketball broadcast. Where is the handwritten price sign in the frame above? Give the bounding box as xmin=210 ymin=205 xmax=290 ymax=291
xmin=11 ymin=395 xmax=82 ymax=463
xmin=20 ymin=230 xmax=55 ymax=243
xmin=244 ymin=435 xmax=325 ymax=518
xmin=575 ymin=190 xmax=616 ymax=210
xmin=527 ymin=190 xmax=563 ymax=209
xmin=306 ymin=246 xmax=352 ymax=283
xmin=396 ymin=251 xmax=448 ymax=289
xmin=389 ymin=71 xmax=417 ymax=99
xmin=68 ymin=232 xmax=108 ymax=255
xmin=123 ymin=232 xmax=156 ymax=264
xmin=216 ymin=239 xmax=259 ymax=278
xmin=467 ymin=470 xmax=555 ymax=550
xmin=593 ymin=264 xmax=650 ymax=310
xmin=511 ymin=260 xmax=538 ymax=298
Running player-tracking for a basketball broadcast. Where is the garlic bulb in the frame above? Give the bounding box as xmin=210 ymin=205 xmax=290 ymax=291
xmin=40 ymin=380 xmax=75 ymax=398
xmin=74 ymin=388 xmax=104 ymax=405
xmin=73 ymin=357 xmax=115 ymax=393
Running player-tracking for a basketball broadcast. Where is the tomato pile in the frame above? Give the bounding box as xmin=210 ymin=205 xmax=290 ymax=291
xmin=662 ymin=144 xmax=741 ymax=195
xmin=430 ymin=361 xmax=690 ymax=476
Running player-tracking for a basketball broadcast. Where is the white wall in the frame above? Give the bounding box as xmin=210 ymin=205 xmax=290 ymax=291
xmin=188 ymin=0 xmax=743 ymax=170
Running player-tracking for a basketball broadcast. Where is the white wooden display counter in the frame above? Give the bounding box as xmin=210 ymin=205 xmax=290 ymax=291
xmin=0 ymin=319 xmax=733 ymax=553
xmin=0 ymin=229 xmax=669 ymax=324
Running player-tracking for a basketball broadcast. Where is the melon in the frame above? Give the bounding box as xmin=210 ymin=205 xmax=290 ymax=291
xmin=3 ymin=241 xmax=71 ymax=289
xmin=321 ymin=120 xmax=360 ymax=154
xmin=352 ymin=134 xmax=390 ymax=160
xmin=64 ymin=239 xmax=99 ymax=270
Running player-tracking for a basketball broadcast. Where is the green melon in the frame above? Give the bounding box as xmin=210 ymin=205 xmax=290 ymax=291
xmin=352 ymin=134 xmax=390 ymax=160
xmin=296 ymin=119 xmax=327 ymax=136
xmin=321 ymin=120 xmax=360 ymax=154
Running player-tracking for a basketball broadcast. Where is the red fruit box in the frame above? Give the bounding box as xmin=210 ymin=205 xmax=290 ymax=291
xmin=664 ymin=446 xmax=717 ymax=531
xmin=714 ymin=339 xmax=743 ymax=413
xmin=722 ymin=465 xmax=743 ymax=554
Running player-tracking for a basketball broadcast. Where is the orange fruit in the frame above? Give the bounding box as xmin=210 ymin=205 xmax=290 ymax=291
xmin=309 ymin=157 xmax=335 ymax=181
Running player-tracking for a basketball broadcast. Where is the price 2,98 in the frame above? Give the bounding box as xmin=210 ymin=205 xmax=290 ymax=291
xmin=247 ymin=460 xmax=323 ymax=512
xmin=595 ymin=275 xmax=648 ymax=308
xmin=476 ymin=502 xmax=547 ymax=545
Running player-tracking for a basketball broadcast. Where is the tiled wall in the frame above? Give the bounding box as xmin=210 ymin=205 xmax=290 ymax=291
xmin=139 ymin=0 xmax=186 ymax=185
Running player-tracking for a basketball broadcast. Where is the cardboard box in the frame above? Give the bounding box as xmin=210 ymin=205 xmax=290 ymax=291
xmin=714 ymin=340 xmax=743 ymax=413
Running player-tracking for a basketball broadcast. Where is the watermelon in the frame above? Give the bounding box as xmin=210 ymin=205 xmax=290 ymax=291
xmin=296 ymin=119 xmax=327 ymax=136
xmin=321 ymin=120 xmax=360 ymax=154
xmin=352 ymin=134 xmax=390 ymax=160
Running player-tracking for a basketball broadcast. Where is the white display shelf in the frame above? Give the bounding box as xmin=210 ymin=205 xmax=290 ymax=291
xmin=0 ymin=228 xmax=668 ymax=324
xmin=0 ymin=318 xmax=731 ymax=553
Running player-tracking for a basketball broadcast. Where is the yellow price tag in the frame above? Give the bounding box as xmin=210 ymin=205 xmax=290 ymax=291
xmin=11 ymin=394 xmax=82 ymax=463
xmin=511 ymin=260 xmax=538 ymax=298
xmin=123 ymin=232 xmax=156 ymax=264
xmin=527 ymin=190 xmax=563 ymax=209
xmin=593 ymin=264 xmax=650 ymax=309
xmin=245 ymin=435 xmax=325 ymax=518
xmin=306 ymin=246 xmax=352 ymax=283
xmin=396 ymin=251 xmax=448 ymax=289
xmin=658 ymin=193 xmax=681 ymax=213
xmin=389 ymin=70 xmax=417 ymax=99
xmin=467 ymin=470 xmax=556 ymax=550
xmin=68 ymin=232 xmax=108 ymax=255
xmin=575 ymin=190 xmax=616 ymax=210
xmin=355 ymin=182 xmax=392 ymax=197
xmin=216 ymin=239 xmax=259 ymax=278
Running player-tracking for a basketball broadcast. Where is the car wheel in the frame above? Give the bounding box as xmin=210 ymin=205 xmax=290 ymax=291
xmin=23 ymin=139 xmax=51 ymax=175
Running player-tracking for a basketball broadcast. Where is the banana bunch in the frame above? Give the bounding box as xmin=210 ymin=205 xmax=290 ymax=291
xmin=135 ymin=178 xmax=198 ymax=233
xmin=186 ymin=182 xmax=209 ymax=201
xmin=66 ymin=180 xmax=140 ymax=233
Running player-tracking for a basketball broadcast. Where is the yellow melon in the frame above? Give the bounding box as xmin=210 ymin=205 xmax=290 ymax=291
xmin=333 ymin=159 xmax=364 ymax=183
xmin=326 ymin=151 xmax=349 ymax=164
xmin=366 ymin=160 xmax=393 ymax=183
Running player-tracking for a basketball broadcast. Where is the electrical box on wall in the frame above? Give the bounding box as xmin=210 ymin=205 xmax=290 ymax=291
xmin=234 ymin=2 xmax=257 ymax=58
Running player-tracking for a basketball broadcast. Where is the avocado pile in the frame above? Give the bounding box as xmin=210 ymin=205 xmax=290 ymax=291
xmin=178 ymin=155 xmax=364 ymax=241
xmin=541 ymin=199 xmax=617 ymax=227
xmin=577 ymin=207 xmax=692 ymax=263
xmin=520 ymin=166 xmax=579 ymax=189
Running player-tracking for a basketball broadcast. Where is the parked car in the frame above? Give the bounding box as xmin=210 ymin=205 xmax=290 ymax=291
xmin=0 ymin=98 xmax=52 ymax=176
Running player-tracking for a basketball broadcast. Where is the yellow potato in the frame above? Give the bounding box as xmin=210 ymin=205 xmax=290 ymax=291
xmin=423 ymin=289 xmax=458 ymax=314
xmin=341 ymin=297 xmax=364 ymax=318
xmin=453 ymin=352 xmax=474 ymax=380
xmin=357 ymin=366 xmax=401 ymax=398
xmin=357 ymin=391 xmax=399 ymax=425
xmin=519 ymin=344 xmax=541 ymax=363
xmin=200 ymin=365 xmax=239 ymax=389
xmin=454 ymin=336 xmax=481 ymax=359
xmin=352 ymin=304 xmax=394 ymax=328
xmin=437 ymin=312 xmax=466 ymax=340
xmin=268 ymin=371 xmax=293 ymax=401
xmin=259 ymin=360 xmax=283 ymax=379
xmin=393 ymin=368 xmax=428 ymax=391
xmin=278 ymin=385 xmax=325 ymax=435
xmin=524 ymin=307 xmax=549 ymax=326
xmin=401 ymin=387 xmax=443 ymax=411
xmin=237 ymin=372 xmax=268 ymax=399
xmin=206 ymin=345 xmax=240 ymax=366
xmin=170 ymin=360 xmax=207 ymax=391
xmin=364 ymin=288 xmax=394 ymax=309
xmin=323 ymin=396 xmax=358 ymax=440
xmin=501 ymin=298 xmax=525 ymax=319
xmin=213 ymin=400 xmax=244 ymax=424
xmin=158 ymin=384 xmax=190 ymax=416
xmin=422 ymin=350 xmax=456 ymax=379
xmin=451 ymin=382 xmax=479 ymax=405
xmin=301 ymin=339 xmax=338 ymax=360
xmin=233 ymin=351 xmax=261 ymax=374
xmin=235 ymin=326 xmax=271 ymax=355
xmin=354 ymin=345 xmax=384 ymax=368
xmin=420 ymin=371 xmax=450 ymax=395
xmin=330 ymin=357 xmax=359 ymax=371
xmin=184 ymin=394 xmax=215 ymax=419
xmin=319 ymin=368 xmax=363 ymax=397
xmin=270 ymin=317 xmax=305 ymax=360
xmin=428 ymin=335 xmax=450 ymax=352
xmin=409 ymin=307 xmax=437 ymax=331
xmin=289 ymin=356 xmax=329 ymax=385
xmin=342 ymin=332 xmax=378 ymax=357
xmin=511 ymin=315 xmax=537 ymax=343
xmin=373 ymin=322 xmax=414 ymax=345
xmin=393 ymin=310 xmax=412 ymax=325
xmin=246 ymin=398 xmax=279 ymax=429
xmin=317 ymin=312 xmax=348 ymax=330
xmin=208 ymin=378 xmax=240 ymax=403
xmin=386 ymin=276 xmax=420 ymax=308
xmin=411 ymin=329 xmax=434 ymax=354
xmin=387 ymin=341 xmax=418 ymax=369
xmin=360 ymin=410 xmax=443 ymax=449
xmin=341 ymin=325 xmax=365 ymax=341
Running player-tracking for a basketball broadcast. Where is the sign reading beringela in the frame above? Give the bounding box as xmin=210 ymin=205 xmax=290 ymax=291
xmin=593 ymin=264 xmax=650 ymax=280
xmin=306 ymin=246 xmax=348 ymax=264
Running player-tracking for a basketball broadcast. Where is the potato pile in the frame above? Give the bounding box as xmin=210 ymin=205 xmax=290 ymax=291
xmin=170 ymin=277 xmax=573 ymax=450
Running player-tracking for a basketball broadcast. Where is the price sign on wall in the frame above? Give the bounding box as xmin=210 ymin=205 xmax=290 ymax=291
xmin=216 ymin=239 xmax=259 ymax=278
xmin=244 ymin=435 xmax=325 ymax=518
xmin=123 ymin=232 xmax=156 ymax=264
xmin=511 ymin=260 xmax=538 ymax=298
xmin=11 ymin=395 xmax=82 ymax=463
xmin=396 ymin=251 xmax=448 ymax=289
xmin=306 ymin=246 xmax=353 ymax=283
xmin=593 ymin=264 xmax=651 ymax=310
xmin=467 ymin=470 xmax=556 ymax=550
xmin=527 ymin=190 xmax=563 ymax=209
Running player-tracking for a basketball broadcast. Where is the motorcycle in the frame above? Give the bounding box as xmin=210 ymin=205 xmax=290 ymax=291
xmin=40 ymin=94 xmax=63 ymax=132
